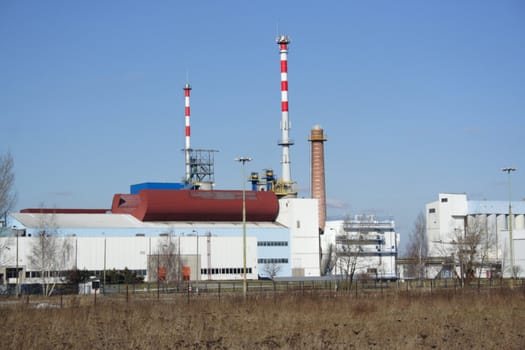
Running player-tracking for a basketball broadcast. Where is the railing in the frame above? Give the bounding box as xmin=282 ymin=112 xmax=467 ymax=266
xmin=2 ymin=277 xmax=524 ymax=308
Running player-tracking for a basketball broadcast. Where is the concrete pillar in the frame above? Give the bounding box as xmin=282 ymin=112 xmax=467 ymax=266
xmin=515 ymin=214 xmax=525 ymax=230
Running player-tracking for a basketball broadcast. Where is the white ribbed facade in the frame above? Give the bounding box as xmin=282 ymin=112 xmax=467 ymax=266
xmin=426 ymin=193 xmax=525 ymax=278
xmin=0 ymin=235 xmax=258 ymax=285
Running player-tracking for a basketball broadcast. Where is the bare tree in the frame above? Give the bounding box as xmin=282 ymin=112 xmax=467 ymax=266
xmin=28 ymin=211 xmax=74 ymax=295
xmin=336 ymin=215 xmax=388 ymax=290
xmin=336 ymin=236 xmax=361 ymax=290
xmin=405 ymin=212 xmax=428 ymax=280
xmin=0 ymin=235 xmax=13 ymax=267
xmin=263 ymin=262 xmax=282 ymax=279
xmin=335 ymin=216 xmax=370 ymax=291
xmin=148 ymin=235 xmax=183 ymax=286
xmin=472 ymin=215 xmax=498 ymax=282
xmin=443 ymin=216 xmax=496 ymax=287
xmin=0 ymin=152 xmax=16 ymax=267
xmin=0 ymin=151 xmax=16 ymax=222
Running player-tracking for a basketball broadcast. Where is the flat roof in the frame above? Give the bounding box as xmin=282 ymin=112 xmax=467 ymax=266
xmin=11 ymin=212 xmax=287 ymax=230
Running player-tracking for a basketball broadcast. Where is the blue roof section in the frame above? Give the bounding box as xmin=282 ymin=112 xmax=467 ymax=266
xmin=468 ymin=200 xmax=525 ymax=215
xmin=130 ymin=182 xmax=188 ymax=194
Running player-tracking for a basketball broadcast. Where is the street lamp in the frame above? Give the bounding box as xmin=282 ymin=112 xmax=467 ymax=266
xmin=235 ymin=156 xmax=252 ymax=299
xmin=103 ymin=233 xmax=106 ymax=295
xmin=192 ymin=229 xmax=199 ymax=293
xmin=501 ymin=167 xmax=517 ymax=278
xmin=12 ymin=226 xmax=19 ymax=296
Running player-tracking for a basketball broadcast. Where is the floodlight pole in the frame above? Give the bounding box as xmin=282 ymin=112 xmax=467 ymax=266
xmin=235 ymin=156 xmax=252 ymax=299
xmin=15 ymin=227 xmax=19 ymax=297
xmin=502 ymin=167 xmax=517 ymax=279
xmin=103 ymin=233 xmax=106 ymax=295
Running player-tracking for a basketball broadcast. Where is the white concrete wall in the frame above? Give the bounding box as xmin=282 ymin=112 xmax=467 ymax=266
xmin=426 ymin=193 xmax=468 ymax=257
xmin=276 ymin=198 xmax=321 ymax=277
xmin=0 ymin=235 xmax=258 ymax=283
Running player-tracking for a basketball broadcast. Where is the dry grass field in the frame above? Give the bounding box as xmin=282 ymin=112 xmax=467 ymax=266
xmin=1 ymin=289 xmax=524 ymax=349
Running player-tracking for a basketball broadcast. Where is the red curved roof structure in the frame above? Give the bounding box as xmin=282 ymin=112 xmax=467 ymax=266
xmin=112 ymin=189 xmax=279 ymax=222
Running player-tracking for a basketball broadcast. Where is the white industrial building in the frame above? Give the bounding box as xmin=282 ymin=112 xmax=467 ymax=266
xmin=0 ymin=197 xmax=321 ymax=287
xmin=426 ymin=193 xmax=525 ymax=278
xmin=322 ymin=215 xmax=399 ymax=280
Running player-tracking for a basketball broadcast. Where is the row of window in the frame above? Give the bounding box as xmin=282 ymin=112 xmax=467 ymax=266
xmin=200 ymin=267 xmax=253 ymax=275
xmin=258 ymin=258 xmax=288 ymax=264
xmin=257 ymin=241 xmax=288 ymax=247
xmin=22 ymin=269 xmax=148 ymax=279
xmin=25 ymin=271 xmax=67 ymax=278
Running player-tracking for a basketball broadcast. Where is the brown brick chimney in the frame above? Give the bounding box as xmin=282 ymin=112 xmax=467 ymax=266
xmin=308 ymin=125 xmax=327 ymax=233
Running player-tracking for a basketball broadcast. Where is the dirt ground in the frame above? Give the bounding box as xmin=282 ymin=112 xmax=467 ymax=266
xmin=1 ymin=291 xmax=524 ymax=349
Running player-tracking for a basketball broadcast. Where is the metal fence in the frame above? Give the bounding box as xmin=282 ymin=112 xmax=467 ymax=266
xmin=2 ymin=277 xmax=525 ymax=307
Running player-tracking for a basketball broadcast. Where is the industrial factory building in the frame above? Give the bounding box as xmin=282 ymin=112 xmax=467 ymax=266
xmin=426 ymin=193 xmax=525 ymax=278
xmin=0 ymin=190 xmax=321 ymax=286
xmin=0 ymin=34 xmax=401 ymax=289
xmin=323 ymin=216 xmax=399 ymax=280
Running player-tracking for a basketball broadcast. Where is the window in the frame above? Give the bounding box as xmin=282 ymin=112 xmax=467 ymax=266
xmin=258 ymin=241 xmax=288 ymax=247
xmin=200 ymin=267 xmax=254 ymax=275
xmin=258 ymin=258 xmax=289 ymax=264
xmin=441 ymin=198 xmax=448 ymax=203
xmin=429 ymin=208 xmax=436 ymax=213
xmin=6 ymin=268 xmax=20 ymax=279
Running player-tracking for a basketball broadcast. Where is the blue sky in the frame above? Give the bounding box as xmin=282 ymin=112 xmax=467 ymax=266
xmin=1 ymin=1 xmax=524 ymax=245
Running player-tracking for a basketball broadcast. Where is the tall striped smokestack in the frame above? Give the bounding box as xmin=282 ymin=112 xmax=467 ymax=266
xmin=277 ymin=35 xmax=294 ymax=186
xmin=183 ymin=83 xmax=192 ymax=182
xmin=309 ymin=125 xmax=327 ymax=232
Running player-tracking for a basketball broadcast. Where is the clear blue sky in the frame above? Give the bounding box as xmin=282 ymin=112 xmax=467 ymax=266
xmin=2 ymin=1 xmax=524 ymax=245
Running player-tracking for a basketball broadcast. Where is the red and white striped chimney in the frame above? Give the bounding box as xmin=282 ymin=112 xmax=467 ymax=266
xmin=277 ymin=35 xmax=294 ymax=187
xmin=183 ymin=83 xmax=192 ymax=182
xmin=309 ymin=125 xmax=328 ymax=232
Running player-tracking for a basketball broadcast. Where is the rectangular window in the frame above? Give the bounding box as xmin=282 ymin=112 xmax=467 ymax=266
xmin=258 ymin=241 xmax=288 ymax=247
xmin=258 ymin=258 xmax=289 ymax=264
xmin=441 ymin=198 xmax=448 ymax=203
xmin=429 ymin=208 xmax=436 ymax=213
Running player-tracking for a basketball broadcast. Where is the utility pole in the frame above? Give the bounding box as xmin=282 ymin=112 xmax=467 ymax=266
xmin=235 ymin=157 xmax=252 ymax=299
xmin=502 ymin=167 xmax=517 ymax=278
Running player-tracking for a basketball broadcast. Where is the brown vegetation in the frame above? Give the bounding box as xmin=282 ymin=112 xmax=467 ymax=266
xmin=1 ymin=290 xmax=525 ymax=349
